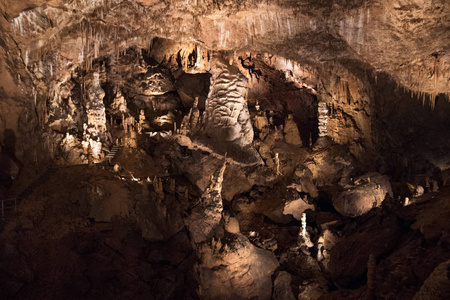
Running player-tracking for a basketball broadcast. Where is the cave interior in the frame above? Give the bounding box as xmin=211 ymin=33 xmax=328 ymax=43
xmin=0 ymin=0 xmax=449 ymax=299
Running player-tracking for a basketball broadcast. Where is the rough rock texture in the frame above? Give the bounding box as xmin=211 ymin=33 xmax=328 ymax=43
xmin=284 ymin=115 xmax=302 ymax=145
xmin=87 ymin=180 xmax=130 ymax=222
xmin=185 ymin=159 xmax=226 ymax=244
xmin=283 ymin=195 xmax=315 ymax=221
xmin=3 ymin=0 xmax=448 ymax=97
xmin=135 ymin=185 xmax=186 ymax=242
xmin=204 ymin=53 xmax=254 ymax=148
xmin=273 ymin=271 xmax=296 ymax=300
xmin=412 ymin=259 xmax=450 ymax=300
xmin=1 ymin=1 xmax=450 ymax=299
xmin=333 ymin=172 xmax=392 ymax=217
xmin=328 ymin=214 xmax=401 ymax=288
xmin=305 ymin=141 xmax=361 ymax=186
xmin=234 ymin=184 xmax=314 ymax=224
xmin=126 ymin=68 xmax=175 ymax=96
xmin=196 ymin=233 xmax=279 ymax=300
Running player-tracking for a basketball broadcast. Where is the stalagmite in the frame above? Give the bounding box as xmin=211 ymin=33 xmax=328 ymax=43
xmin=86 ymin=72 xmax=107 ymax=139
xmin=299 ymin=212 xmax=313 ymax=249
xmin=318 ymin=101 xmax=328 ymax=137
xmin=367 ymin=254 xmax=376 ymax=300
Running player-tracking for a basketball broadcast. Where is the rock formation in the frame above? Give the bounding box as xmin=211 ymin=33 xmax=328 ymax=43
xmin=284 ymin=114 xmax=302 ymax=145
xmin=86 ymin=72 xmax=107 ymax=139
xmin=186 ymin=158 xmax=227 ymax=244
xmin=0 ymin=1 xmax=449 ymax=299
xmin=333 ymin=172 xmax=392 ymax=217
xmin=204 ymin=53 xmax=254 ymax=148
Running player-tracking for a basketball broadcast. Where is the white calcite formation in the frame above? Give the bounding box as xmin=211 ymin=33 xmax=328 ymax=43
xmin=318 ymin=101 xmax=328 ymax=137
xmin=299 ymin=212 xmax=314 ymax=248
xmin=204 ymin=53 xmax=253 ymax=147
xmin=86 ymin=72 xmax=107 ymax=139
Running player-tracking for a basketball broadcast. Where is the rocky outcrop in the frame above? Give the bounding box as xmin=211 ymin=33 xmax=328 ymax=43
xmin=333 ymin=172 xmax=392 ymax=217
xmin=185 ymin=159 xmax=227 ymax=244
xmin=196 ymin=234 xmax=279 ymax=300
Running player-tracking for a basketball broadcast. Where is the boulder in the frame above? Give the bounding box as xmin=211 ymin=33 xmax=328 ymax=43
xmin=257 ymin=185 xmax=315 ymax=223
xmin=333 ymin=172 xmax=392 ymax=217
xmin=283 ymin=195 xmax=315 ymax=221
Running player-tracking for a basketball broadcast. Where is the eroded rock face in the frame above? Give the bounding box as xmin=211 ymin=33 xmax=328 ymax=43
xmin=196 ymin=233 xmax=279 ymax=300
xmin=135 ymin=189 xmax=186 ymax=242
xmin=333 ymin=172 xmax=392 ymax=217
xmin=185 ymin=159 xmax=227 ymax=244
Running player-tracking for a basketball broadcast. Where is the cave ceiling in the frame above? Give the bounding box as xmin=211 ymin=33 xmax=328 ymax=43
xmin=0 ymin=0 xmax=448 ymax=99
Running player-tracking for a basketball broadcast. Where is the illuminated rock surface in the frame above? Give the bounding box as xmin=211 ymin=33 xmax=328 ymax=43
xmin=0 ymin=1 xmax=449 ymax=299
